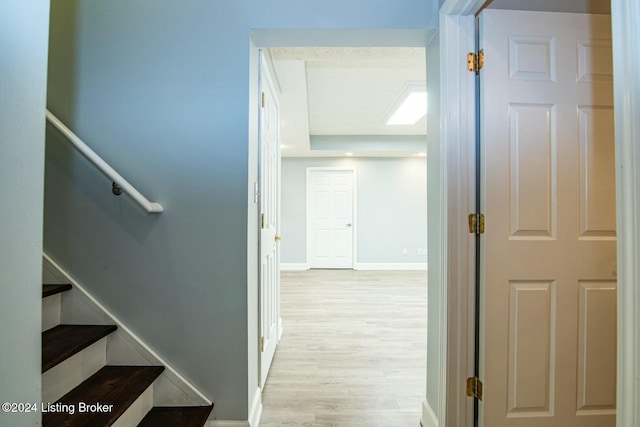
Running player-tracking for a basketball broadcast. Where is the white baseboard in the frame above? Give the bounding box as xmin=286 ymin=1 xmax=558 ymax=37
xmin=248 ymin=387 xmax=262 ymax=427
xmin=421 ymin=400 xmax=438 ymax=427
xmin=280 ymin=263 xmax=309 ymax=271
xmin=355 ymin=263 xmax=428 ymax=271
xmin=42 ymin=253 xmax=212 ymax=407
xmin=208 ymin=421 xmax=251 ymax=427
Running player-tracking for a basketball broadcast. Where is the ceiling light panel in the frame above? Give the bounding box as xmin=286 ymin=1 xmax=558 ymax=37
xmin=384 ymin=82 xmax=427 ymax=126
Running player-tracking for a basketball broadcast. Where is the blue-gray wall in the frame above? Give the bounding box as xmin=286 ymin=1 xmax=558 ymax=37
xmin=44 ymin=0 xmax=438 ymax=420
xmin=0 ymin=1 xmax=49 ymax=426
xmin=281 ymin=157 xmax=428 ymax=265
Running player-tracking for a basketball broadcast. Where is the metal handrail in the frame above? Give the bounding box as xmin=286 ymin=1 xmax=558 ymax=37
xmin=46 ymin=110 xmax=163 ymax=214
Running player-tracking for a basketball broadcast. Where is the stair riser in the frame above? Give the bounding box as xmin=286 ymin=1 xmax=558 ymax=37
xmin=111 ymin=384 xmax=154 ymax=427
xmin=42 ymin=338 xmax=106 ymax=403
xmin=42 ymin=294 xmax=61 ymax=331
xmin=44 ymin=256 xmax=211 ymax=406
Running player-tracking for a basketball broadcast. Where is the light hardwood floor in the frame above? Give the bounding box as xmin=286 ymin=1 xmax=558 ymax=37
xmin=260 ymin=269 xmax=427 ymax=427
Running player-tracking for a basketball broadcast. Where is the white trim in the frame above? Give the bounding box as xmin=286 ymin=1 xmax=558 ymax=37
xmin=354 ymin=263 xmax=427 ymax=271
xmin=439 ymin=1 xmax=485 ymax=427
xmin=440 ymin=0 xmax=486 ymax=15
xmin=422 ymin=400 xmax=439 ymax=427
xmin=279 ymin=263 xmax=309 ymax=271
xmin=42 ymin=252 xmax=212 ymax=407
xmin=248 ymin=387 xmax=262 ymax=427
xmin=208 ymin=421 xmax=251 ymax=427
xmin=611 ymin=1 xmax=640 ymax=426
xmin=305 ymin=167 xmax=357 ymax=269
xmin=45 ymin=110 xmax=163 ymax=214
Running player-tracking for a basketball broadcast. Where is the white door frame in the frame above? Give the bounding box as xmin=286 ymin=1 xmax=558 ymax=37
xmin=305 ymin=167 xmax=357 ymax=269
xmin=439 ymin=1 xmax=640 ymax=427
xmin=251 ymin=29 xmax=429 ymax=427
xmin=434 ymin=2 xmax=480 ymax=427
xmin=610 ymin=2 xmax=640 ymax=425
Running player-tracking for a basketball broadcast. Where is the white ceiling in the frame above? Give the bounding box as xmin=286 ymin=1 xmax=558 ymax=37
xmin=269 ymin=47 xmax=427 ymax=157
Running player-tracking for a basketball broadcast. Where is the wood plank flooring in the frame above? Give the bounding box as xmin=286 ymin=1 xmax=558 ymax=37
xmin=260 ymin=270 xmax=427 ymax=427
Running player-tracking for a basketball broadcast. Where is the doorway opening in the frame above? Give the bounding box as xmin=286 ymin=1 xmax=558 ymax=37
xmin=254 ymin=41 xmax=431 ymax=425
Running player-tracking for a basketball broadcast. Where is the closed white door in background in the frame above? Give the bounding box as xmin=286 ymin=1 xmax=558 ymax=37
xmin=307 ymin=170 xmax=355 ymax=269
xmin=480 ymin=10 xmax=616 ymax=427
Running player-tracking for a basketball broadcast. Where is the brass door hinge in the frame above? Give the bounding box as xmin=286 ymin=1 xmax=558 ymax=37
xmin=261 ymin=337 xmax=265 ymax=353
xmin=261 ymin=92 xmax=265 ymax=108
xmin=467 ymin=377 xmax=483 ymax=400
xmin=468 ymin=213 xmax=485 ymax=235
xmin=467 ymin=50 xmax=484 ymax=74
xmin=261 ymin=213 xmax=265 ymax=229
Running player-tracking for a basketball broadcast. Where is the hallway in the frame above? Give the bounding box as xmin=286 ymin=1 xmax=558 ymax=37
xmin=260 ymin=270 xmax=427 ymax=427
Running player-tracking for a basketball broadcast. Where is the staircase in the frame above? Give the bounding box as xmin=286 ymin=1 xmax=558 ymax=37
xmin=41 ymin=284 xmax=213 ymax=426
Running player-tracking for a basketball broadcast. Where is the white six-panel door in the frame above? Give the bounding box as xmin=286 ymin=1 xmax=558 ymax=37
xmin=259 ymin=52 xmax=281 ymax=387
xmin=480 ymin=10 xmax=616 ymax=427
xmin=307 ymin=169 xmax=355 ymax=269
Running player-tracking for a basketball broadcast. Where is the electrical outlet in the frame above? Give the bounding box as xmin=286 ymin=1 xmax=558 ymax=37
xmin=418 ymin=248 xmax=426 ymax=256
xmin=402 ymin=248 xmax=408 ymax=255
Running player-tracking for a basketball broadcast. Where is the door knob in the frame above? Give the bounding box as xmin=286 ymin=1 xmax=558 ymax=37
xmin=275 ymin=235 xmax=282 ymax=241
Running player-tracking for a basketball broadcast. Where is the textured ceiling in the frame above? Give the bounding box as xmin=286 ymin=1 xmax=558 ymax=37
xmin=270 ymin=47 xmax=425 ymax=63
xmin=269 ymin=47 xmax=427 ymax=157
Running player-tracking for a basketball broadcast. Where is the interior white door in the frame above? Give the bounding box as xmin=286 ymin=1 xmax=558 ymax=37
xmin=308 ymin=170 xmax=354 ymax=269
xmin=259 ymin=52 xmax=281 ymax=387
xmin=480 ymin=10 xmax=616 ymax=427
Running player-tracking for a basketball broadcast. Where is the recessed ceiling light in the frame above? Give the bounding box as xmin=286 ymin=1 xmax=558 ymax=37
xmin=385 ymin=82 xmax=427 ymax=126
xmin=417 ymin=152 xmax=426 ymax=157
xmin=345 ymin=152 xmax=353 ymax=156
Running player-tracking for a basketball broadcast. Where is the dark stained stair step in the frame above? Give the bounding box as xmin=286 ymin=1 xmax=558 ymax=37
xmin=138 ymin=405 xmax=213 ymax=427
xmin=42 ymin=365 xmax=164 ymax=427
xmin=43 ymin=284 xmax=72 ymax=298
xmin=42 ymin=324 xmax=118 ymax=372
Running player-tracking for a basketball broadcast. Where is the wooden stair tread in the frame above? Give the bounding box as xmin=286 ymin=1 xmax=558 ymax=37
xmin=43 ymin=284 xmax=72 ymax=298
xmin=138 ymin=405 xmax=213 ymax=427
xmin=42 ymin=365 xmax=164 ymax=427
xmin=42 ymin=324 xmax=118 ymax=372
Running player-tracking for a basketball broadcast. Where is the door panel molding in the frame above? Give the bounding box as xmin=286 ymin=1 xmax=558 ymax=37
xmin=305 ymin=167 xmax=357 ymax=269
xmin=480 ymin=10 xmax=615 ymax=426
